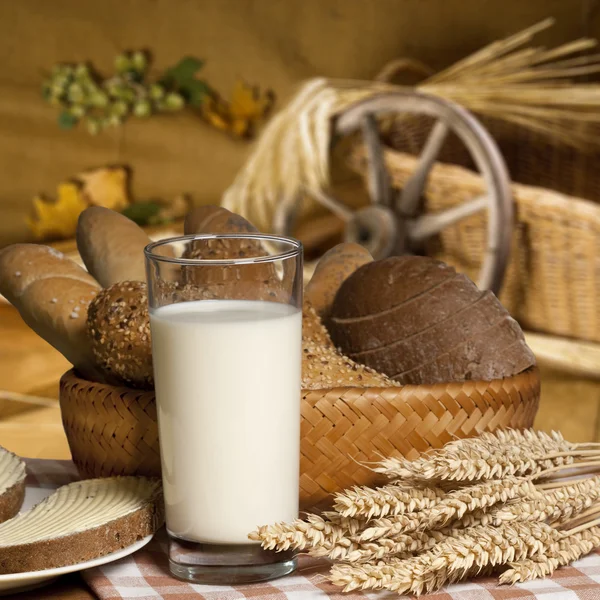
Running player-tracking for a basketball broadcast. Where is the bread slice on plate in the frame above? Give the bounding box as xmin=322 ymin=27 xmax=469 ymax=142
xmin=0 ymin=448 xmax=26 ymax=525
xmin=0 ymin=477 xmax=163 ymax=574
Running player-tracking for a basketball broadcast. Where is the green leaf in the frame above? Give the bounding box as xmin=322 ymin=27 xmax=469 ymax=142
xmin=58 ymin=111 xmax=79 ymax=130
xmin=181 ymin=79 xmax=212 ymax=108
xmin=163 ymin=57 xmax=204 ymax=87
xmin=121 ymin=201 xmax=162 ymax=226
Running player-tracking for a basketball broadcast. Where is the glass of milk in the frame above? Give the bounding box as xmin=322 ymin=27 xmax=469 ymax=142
xmin=144 ymin=233 xmax=302 ymax=584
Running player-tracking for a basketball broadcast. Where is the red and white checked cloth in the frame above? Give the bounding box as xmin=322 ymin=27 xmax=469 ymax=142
xmin=25 ymin=459 xmax=600 ymax=600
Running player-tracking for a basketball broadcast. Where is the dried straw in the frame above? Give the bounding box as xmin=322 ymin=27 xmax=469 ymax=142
xmin=223 ymin=19 xmax=600 ymax=233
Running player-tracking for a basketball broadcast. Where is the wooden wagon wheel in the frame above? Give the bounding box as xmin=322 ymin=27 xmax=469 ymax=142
xmin=279 ymin=91 xmax=514 ymax=294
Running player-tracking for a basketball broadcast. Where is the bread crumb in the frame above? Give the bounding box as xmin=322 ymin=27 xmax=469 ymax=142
xmin=74 ymin=306 xmax=80 ymax=312
xmin=14 ymin=271 xmax=21 ymax=277
xmin=69 ymin=299 xmax=74 ymax=303
xmin=50 ymin=298 xmax=58 ymax=304
xmin=69 ymin=312 xmax=78 ymax=319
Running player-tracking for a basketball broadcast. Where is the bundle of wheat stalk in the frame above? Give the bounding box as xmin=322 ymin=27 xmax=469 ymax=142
xmin=223 ymin=18 xmax=600 ymax=234
xmin=251 ymin=429 xmax=600 ymax=596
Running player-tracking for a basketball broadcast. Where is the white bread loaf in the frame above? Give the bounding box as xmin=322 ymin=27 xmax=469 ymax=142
xmin=0 ymin=448 xmax=25 ymax=525
xmin=0 ymin=244 xmax=102 ymax=379
xmin=0 ymin=476 xmax=163 ymax=574
xmin=76 ymin=207 xmax=153 ymax=287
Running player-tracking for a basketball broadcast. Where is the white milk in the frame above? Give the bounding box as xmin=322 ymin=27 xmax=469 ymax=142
xmin=150 ymin=299 xmax=302 ymax=545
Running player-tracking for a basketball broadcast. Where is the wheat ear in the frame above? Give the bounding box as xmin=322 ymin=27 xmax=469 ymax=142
xmin=330 ymin=521 xmax=561 ymax=595
xmin=499 ymin=526 xmax=600 ymax=584
xmin=493 ymin=476 xmax=600 ymax=525
xmin=358 ymin=478 xmax=534 ymax=541
xmin=376 ymin=429 xmax=573 ymax=482
xmin=333 ymin=482 xmax=445 ymax=519
xmin=250 ymin=513 xmax=362 ymax=553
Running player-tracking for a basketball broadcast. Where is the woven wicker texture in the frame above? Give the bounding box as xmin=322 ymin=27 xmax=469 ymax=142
xmin=348 ymin=146 xmax=600 ymax=344
xmin=387 ymin=114 xmax=600 ymax=205
xmin=60 ymin=367 xmax=540 ymax=508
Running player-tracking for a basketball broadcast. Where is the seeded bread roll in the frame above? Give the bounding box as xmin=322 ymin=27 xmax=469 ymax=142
xmin=302 ymin=338 xmax=399 ymax=390
xmin=87 ymin=281 xmax=153 ymax=389
xmin=329 ymin=256 xmax=536 ymax=384
xmin=303 ymin=301 xmax=334 ymax=349
xmin=0 ymin=244 xmax=102 ymax=379
xmin=305 ymin=243 xmax=373 ymax=318
xmin=302 ymin=301 xmax=396 ymax=389
xmin=76 ymin=207 xmax=154 ymax=287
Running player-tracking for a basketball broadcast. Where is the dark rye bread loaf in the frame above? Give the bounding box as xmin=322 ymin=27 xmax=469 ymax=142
xmin=328 ymin=256 xmax=536 ymax=384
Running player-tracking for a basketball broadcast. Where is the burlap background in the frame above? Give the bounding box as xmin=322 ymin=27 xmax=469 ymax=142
xmin=0 ymin=0 xmax=596 ymax=246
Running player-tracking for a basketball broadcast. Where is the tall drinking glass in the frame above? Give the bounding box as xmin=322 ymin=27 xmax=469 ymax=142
xmin=144 ymin=233 xmax=302 ymax=584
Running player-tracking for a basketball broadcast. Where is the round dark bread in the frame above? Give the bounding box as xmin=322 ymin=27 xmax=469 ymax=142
xmin=349 ymin=291 xmax=507 ymax=375
xmin=305 ymin=243 xmax=373 ymax=318
xmin=329 ymin=256 xmax=536 ymax=384
xmin=329 ymin=272 xmax=481 ymax=353
xmin=397 ymin=317 xmax=536 ymax=384
xmin=329 ymin=256 xmax=456 ymax=319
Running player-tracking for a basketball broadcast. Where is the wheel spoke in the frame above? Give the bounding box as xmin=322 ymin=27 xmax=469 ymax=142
xmin=397 ymin=120 xmax=449 ymax=216
xmin=312 ymin=188 xmax=354 ymax=221
xmin=407 ymin=195 xmax=488 ymax=241
xmin=362 ymin=113 xmax=392 ymax=207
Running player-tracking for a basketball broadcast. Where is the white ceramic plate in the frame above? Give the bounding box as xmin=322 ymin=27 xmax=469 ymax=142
xmin=0 ymin=478 xmax=154 ymax=595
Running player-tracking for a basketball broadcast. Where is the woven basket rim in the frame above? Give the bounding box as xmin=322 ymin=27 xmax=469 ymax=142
xmin=60 ymin=366 xmax=539 ymax=395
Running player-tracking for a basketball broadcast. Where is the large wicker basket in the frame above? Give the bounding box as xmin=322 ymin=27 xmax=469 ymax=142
xmin=348 ymin=146 xmax=600 ymax=345
xmin=60 ymin=367 xmax=540 ymax=508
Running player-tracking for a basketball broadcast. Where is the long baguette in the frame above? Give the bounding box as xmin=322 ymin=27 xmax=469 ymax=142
xmin=0 ymin=244 xmax=102 ymax=379
xmin=76 ymin=207 xmax=153 ymax=287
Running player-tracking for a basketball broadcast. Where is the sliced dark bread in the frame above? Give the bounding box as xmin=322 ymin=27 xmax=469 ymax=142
xmin=328 ymin=273 xmax=481 ymax=353
xmin=348 ymin=291 xmax=507 ymax=376
xmin=0 ymin=448 xmax=25 ymax=524
xmin=329 ymin=256 xmax=536 ymax=384
xmin=0 ymin=477 xmax=163 ymax=574
xmin=330 ymin=256 xmax=456 ymax=319
xmin=396 ymin=316 xmax=536 ymax=384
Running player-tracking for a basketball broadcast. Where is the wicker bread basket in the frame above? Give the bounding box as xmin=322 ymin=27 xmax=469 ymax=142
xmin=60 ymin=367 xmax=540 ymax=508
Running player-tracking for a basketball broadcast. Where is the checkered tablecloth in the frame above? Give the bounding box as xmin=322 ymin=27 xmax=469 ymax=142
xmin=25 ymin=459 xmax=600 ymax=599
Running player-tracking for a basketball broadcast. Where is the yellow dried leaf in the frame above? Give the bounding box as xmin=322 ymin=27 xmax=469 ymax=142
xmin=27 ymin=183 xmax=88 ymax=240
xmin=203 ymin=80 xmax=274 ymax=138
xmin=75 ymin=166 xmax=130 ymax=211
xmin=229 ymin=80 xmax=274 ymax=120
